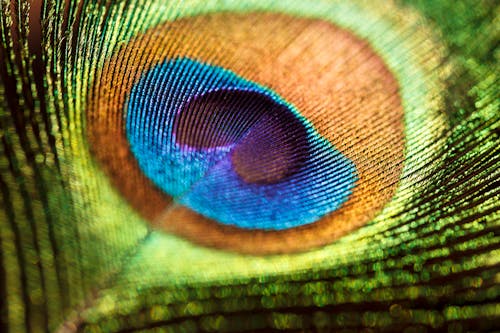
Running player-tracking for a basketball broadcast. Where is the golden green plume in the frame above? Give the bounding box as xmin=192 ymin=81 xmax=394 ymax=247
xmin=0 ymin=0 xmax=498 ymax=332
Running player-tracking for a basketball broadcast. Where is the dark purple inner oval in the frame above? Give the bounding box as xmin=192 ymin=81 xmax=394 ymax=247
xmin=173 ymin=89 xmax=310 ymax=184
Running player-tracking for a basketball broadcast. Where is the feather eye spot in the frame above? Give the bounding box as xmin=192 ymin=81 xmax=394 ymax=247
xmin=88 ymin=13 xmax=405 ymax=253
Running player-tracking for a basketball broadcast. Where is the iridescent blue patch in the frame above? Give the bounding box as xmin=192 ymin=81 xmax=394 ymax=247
xmin=126 ymin=58 xmax=357 ymax=230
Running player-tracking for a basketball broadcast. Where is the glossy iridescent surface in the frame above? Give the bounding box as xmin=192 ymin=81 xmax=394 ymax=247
xmin=126 ymin=59 xmax=357 ymax=230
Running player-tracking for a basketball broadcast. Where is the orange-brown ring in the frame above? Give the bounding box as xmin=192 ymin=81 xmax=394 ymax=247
xmin=87 ymin=12 xmax=405 ymax=254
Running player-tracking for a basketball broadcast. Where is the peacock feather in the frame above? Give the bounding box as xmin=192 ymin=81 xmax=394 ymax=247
xmin=0 ymin=0 xmax=498 ymax=332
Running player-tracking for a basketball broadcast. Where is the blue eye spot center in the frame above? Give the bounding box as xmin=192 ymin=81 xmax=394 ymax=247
xmin=126 ymin=58 xmax=357 ymax=230
xmin=173 ymin=89 xmax=309 ymax=184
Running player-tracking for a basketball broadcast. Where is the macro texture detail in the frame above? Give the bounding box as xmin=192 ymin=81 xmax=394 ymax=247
xmin=0 ymin=0 xmax=499 ymax=332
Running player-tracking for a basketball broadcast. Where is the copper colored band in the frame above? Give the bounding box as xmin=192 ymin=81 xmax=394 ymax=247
xmin=87 ymin=13 xmax=404 ymax=254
